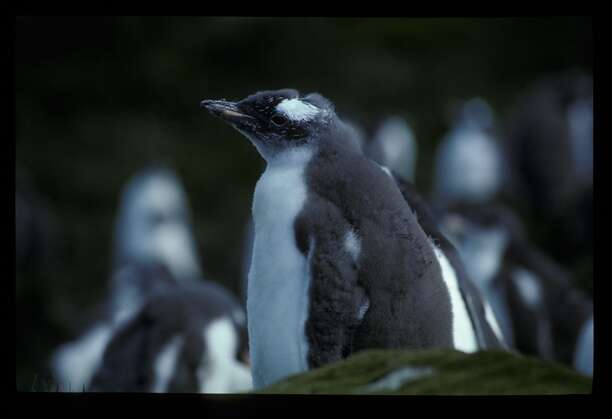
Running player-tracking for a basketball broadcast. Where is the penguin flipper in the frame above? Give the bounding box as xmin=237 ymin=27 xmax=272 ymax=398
xmin=294 ymin=197 xmax=368 ymax=369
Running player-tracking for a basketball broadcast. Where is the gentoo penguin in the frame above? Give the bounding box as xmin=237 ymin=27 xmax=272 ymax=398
xmin=366 ymin=116 xmax=418 ymax=183
xmin=202 ymin=89 xmax=458 ymax=389
xmin=51 ymin=165 xmax=204 ymax=391
xmin=112 ymin=165 xmax=202 ymax=287
xmin=89 ymin=271 xmax=252 ymax=393
xmin=440 ymin=203 xmax=593 ymax=366
xmin=433 ymin=97 xmax=505 ymax=207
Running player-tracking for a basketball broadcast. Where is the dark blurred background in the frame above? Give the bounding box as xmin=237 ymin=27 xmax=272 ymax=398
xmin=15 ymin=16 xmax=592 ymax=389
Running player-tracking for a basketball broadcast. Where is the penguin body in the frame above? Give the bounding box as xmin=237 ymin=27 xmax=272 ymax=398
xmin=51 ymin=166 xmax=209 ymax=391
xmin=440 ymin=203 xmax=592 ymax=366
xmin=90 ymin=277 xmax=251 ymax=393
xmin=202 ymin=89 xmax=454 ymax=389
xmin=433 ymin=98 xmax=505 ymax=207
xmin=367 ymin=116 xmax=418 ymax=183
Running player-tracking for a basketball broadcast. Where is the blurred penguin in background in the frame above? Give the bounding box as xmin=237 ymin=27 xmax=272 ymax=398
xmin=501 ymin=71 xmax=593 ymax=268
xmin=51 ymin=165 xmax=251 ymax=392
xmin=366 ymin=116 xmax=418 ymax=183
xmin=433 ymin=97 xmax=506 ymax=209
xmin=440 ymin=203 xmax=593 ymax=368
xmin=109 ymin=165 xmax=202 ymax=323
xmin=90 ymin=273 xmax=251 ymax=393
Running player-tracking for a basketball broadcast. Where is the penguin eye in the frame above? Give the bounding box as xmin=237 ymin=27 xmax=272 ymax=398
xmin=271 ymin=113 xmax=288 ymax=127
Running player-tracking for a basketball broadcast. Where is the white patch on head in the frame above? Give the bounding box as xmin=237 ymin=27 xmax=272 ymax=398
xmin=573 ymin=315 xmax=593 ymax=376
xmin=198 ymin=317 xmax=253 ymax=393
xmin=344 ymin=229 xmax=361 ymax=263
xmin=275 ymin=98 xmax=320 ymax=122
xmin=512 ymin=268 xmax=541 ymax=308
xmin=52 ymin=324 xmax=114 ymax=392
xmin=365 ymin=366 xmax=434 ymax=392
xmin=151 ymin=335 xmax=183 ymax=393
xmin=430 ymin=242 xmax=479 ymax=353
xmin=248 ymin=147 xmax=314 ymax=390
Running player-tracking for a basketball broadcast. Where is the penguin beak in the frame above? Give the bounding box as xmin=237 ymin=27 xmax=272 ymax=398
xmin=200 ymin=99 xmax=257 ymax=130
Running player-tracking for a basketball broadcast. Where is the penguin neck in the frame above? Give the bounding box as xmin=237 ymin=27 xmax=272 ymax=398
xmin=264 ymin=145 xmax=316 ymax=169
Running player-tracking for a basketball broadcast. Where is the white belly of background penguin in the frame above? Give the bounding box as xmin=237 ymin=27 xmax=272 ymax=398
xmin=248 ymin=148 xmax=313 ymax=389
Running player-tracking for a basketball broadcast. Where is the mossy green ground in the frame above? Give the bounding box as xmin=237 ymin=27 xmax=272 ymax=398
xmin=259 ymin=349 xmax=592 ymax=395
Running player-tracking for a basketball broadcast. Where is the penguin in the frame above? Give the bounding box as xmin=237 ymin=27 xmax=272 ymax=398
xmin=51 ymin=262 xmax=178 ymax=391
xmin=433 ymin=97 xmax=505 ymax=208
xmin=439 ymin=202 xmax=593 ymax=366
xmin=112 ymin=165 xmax=202 ymax=288
xmin=202 ymin=89 xmax=477 ymax=389
xmin=50 ymin=165 xmax=205 ymax=391
xmin=366 ymin=116 xmax=418 ymax=183
xmin=89 ymin=271 xmax=251 ymax=393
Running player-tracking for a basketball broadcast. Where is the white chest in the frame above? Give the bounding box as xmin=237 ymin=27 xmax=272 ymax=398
xmin=247 ymin=148 xmax=313 ymax=390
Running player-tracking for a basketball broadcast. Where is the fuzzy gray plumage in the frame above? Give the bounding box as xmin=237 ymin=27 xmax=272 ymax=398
xmin=90 ymin=274 xmax=248 ymax=392
xmin=203 ymin=89 xmax=454 ymax=373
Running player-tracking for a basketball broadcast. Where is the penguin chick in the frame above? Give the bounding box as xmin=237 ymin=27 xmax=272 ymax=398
xmin=89 ymin=278 xmax=251 ymax=393
xmin=201 ymin=89 xmax=454 ymax=389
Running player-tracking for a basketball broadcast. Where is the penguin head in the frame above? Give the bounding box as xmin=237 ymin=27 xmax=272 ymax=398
xmin=113 ymin=165 xmax=202 ymax=281
xmin=368 ymin=116 xmax=418 ymax=182
xmin=201 ymin=89 xmax=340 ymax=161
